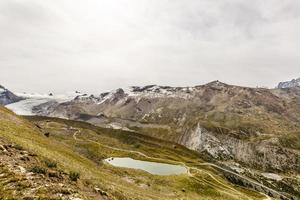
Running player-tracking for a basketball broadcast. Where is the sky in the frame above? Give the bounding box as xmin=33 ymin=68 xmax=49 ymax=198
xmin=0 ymin=0 xmax=300 ymax=94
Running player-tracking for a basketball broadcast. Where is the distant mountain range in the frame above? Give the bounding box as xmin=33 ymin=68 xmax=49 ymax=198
xmin=277 ymin=77 xmax=300 ymax=88
xmin=2 ymin=77 xmax=299 ymax=107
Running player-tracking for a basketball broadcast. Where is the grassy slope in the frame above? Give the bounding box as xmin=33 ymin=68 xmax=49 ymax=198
xmin=0 ymin=106 xmax=264 ymax=199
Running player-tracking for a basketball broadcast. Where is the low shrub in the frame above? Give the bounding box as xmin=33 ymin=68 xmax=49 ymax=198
xmin=30 ymin=166 xmax=47 ymax=174
xmin=13 ymin=144 xmax=23 ymax=150
xmin=69 ymin=171 xmax=80 ymax=181
xmin=44 ymin=159 xmax=57 ymax=168
xmin=133 ymin=143 xmax=141 ymax=149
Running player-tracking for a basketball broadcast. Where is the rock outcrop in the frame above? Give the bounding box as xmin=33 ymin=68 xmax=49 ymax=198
xmin=277 ymin=77 xmax=300 ymax=88
xmin=0 ymin=85 xmax=22 ymax=105
xmin=180 ymin=123 xmax=300 ymax=172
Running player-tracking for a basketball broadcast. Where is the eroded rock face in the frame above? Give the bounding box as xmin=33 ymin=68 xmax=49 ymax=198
xmin=179 ymin=124 xmax=232 ymax=160
xmin=180 ymin=124 xmax=300 ymax=173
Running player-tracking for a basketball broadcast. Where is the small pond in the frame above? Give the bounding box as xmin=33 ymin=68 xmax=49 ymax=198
xmin=105 ymin=157 xmax=187 ymax=175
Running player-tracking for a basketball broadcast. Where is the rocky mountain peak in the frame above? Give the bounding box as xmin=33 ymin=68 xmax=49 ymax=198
xmin=205 ymin=80 xmax=225 ymax=85
xmin=277 ymin=78 xmax=300 ymax=88
xmin=205 ymin=80 xmax=229 ymax=89
xmin=0 ymin=85 xmax=6 ymax=93
xmin=115 ymin=88 xmax=125 ymax=95
xmin=131 ymin=85 xmax=159 ymax=92
xmin=0 ymin=85 xmax=23 ymax=105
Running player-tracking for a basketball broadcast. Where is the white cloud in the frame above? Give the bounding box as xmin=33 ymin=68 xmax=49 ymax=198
xmin=0 ymin=0 xmax=299 ymax=93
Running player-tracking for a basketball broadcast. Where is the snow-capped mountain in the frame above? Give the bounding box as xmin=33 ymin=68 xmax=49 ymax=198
xmin=73 ymin=84 xmax=198 ymax=105
xmin=4 ymin=81 xmax=300 ymax=198
xmin=30 ymin=84 xmax=198 ymax=119
xmin=277 ymin=78 xmax=300 ymax=88
xmin=29 ymin=81 xmax=300 ymax=176
xmin=0 ymin=85 xmax=23 ymax=105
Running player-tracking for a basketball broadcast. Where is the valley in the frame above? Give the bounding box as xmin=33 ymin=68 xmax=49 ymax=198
xmin=1 ymin=0 xmax=300 ymax=198
xmin=1 ymin=79 xmax=300 ymax=199
xmin=0 ymin=106 xmax=268 ymax=199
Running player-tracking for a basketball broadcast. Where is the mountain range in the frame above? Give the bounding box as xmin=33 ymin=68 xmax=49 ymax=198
xmin=1 ymin=78 xmax=300 ymax=199
xmin=31 ymin=80 xmax=300 ymax=167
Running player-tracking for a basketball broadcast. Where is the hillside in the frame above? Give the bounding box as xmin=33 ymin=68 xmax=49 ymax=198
xmin=33 ymin=82 xmax=300 ymax=168
xmin=0 ymin=106 xmax=272 ymax=199
xmin=29 ymin=81 xmax=300 ymax=198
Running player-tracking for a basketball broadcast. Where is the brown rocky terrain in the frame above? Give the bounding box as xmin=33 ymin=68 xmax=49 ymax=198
xmin=0 ymin=107 xmax=108 ymax=200
xmin=33 ymin=82 xmax=300 ymax=170
xmin=30 ymin=81 xmax=300 ymax=198
xmin=0 ymin=138 xmax=87 ymax=199
xmin=1 ymin=105 xmax=271 ymax=200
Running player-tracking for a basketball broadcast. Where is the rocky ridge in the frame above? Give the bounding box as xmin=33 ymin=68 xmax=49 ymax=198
xmin=32 ymin=81 xmax=300 ymax=171
xmin=11 ymin=81 xmax=300 ymax=198
xmin=277 ymin=77 xmax=300 ymax=88
xmin=0 ymin=85 xmax=23 ymax=105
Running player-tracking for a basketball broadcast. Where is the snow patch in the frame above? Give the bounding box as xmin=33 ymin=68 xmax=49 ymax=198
xmin=107 ymin=123 xmax=133 ymax=132
xmin=93 ymin=85 xmax=196 ymax=106
xmin=108 ymin=123 xmax=123 ymax=130
xmin=97 ymin=92 xmax=113 ymax=104
xmin=261 ymin=173 xmax=283 ymax=181
xmin=229 ymin=166 xmax=245 ymax=174
xmin=0 ymin=88 xmax=6 ymax=94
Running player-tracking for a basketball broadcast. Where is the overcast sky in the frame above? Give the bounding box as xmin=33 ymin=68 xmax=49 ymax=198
xmin=0 ymin=0 xmax=300 ymax=94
